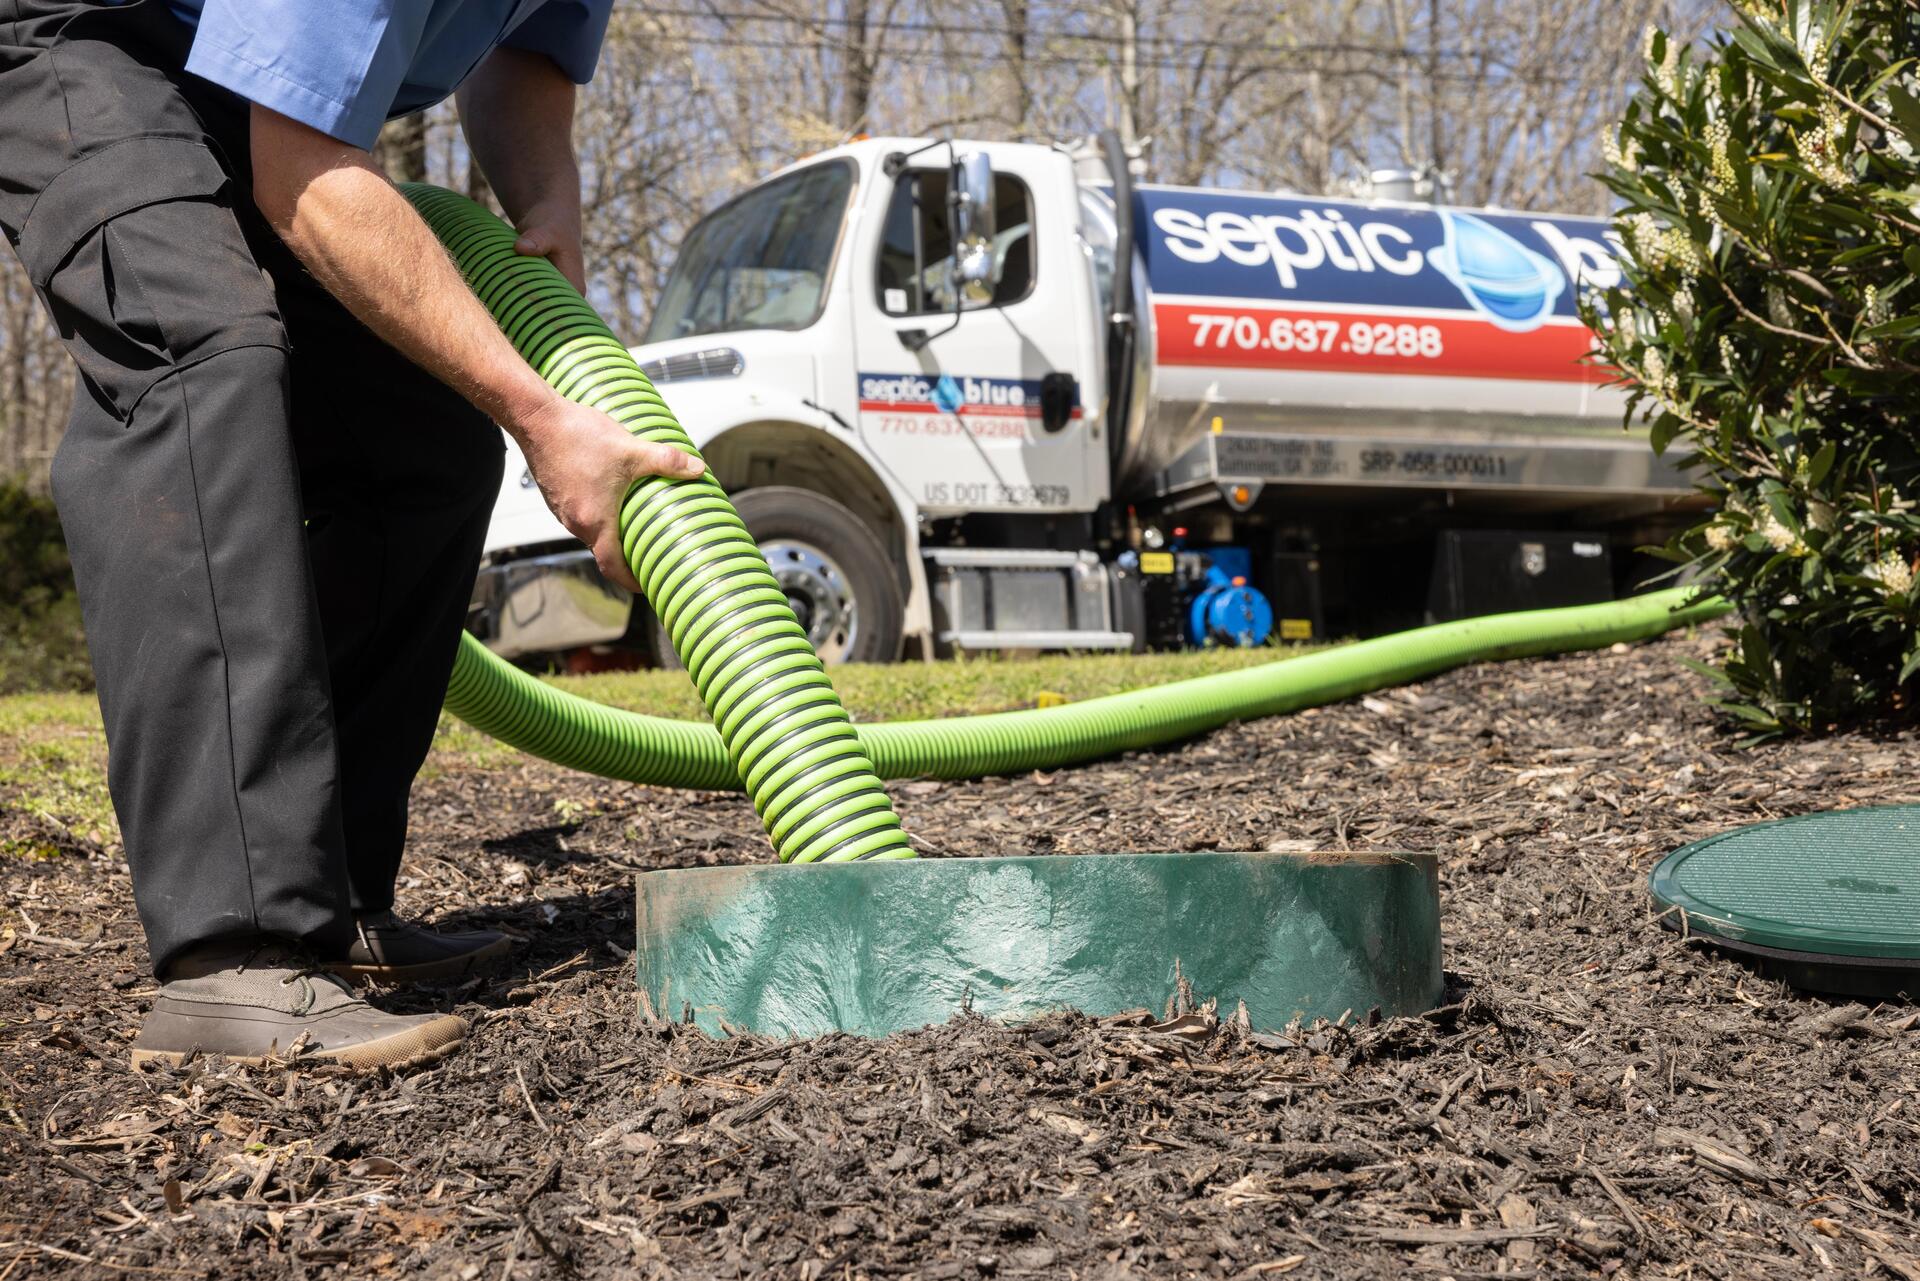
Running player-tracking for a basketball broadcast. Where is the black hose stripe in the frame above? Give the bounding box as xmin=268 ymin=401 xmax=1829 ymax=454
xmin=758 ymin=751 xmax=871 ymax=828
xmin=790 ymin=805 xmax=906 ymax=864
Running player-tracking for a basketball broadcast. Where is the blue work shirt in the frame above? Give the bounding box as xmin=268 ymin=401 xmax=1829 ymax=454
xmin=159 ymin=0 xmax=613 ymax=151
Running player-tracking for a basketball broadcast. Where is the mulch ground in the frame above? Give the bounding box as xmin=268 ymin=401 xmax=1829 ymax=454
xmin=3 ymin=632 xmax=1918 ymax=1280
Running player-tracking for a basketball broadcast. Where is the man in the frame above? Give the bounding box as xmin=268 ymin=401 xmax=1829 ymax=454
xmin=0 ymin=0 xmax=702 ymax=1070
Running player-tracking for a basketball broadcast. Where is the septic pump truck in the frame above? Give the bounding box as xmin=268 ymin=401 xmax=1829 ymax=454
xmin=469 ymin=133 xmax=1699 ymax=667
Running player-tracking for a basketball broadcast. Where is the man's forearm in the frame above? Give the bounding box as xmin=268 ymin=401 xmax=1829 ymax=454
xmin=457 ymin=47 xmax=580 ymax=230
xmin=249 ymin=106 xmax=559 ymax=440
xmin=248 ymin=103 xmax=702 ymax=595
xmin=457 ymin=48 xmax=584 ymax=289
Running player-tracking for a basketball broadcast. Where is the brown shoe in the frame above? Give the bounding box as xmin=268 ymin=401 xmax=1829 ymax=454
xmin=131 ymin=942 xmax=465 ymax=1071
xmin=327 ymin=910 xmax=512 ymax=985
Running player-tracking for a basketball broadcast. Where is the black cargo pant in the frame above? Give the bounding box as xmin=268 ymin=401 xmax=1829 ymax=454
xmin=1 ymin=1 xmax=505 ymax=973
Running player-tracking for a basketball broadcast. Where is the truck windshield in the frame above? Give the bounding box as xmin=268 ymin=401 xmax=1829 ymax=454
xmin=645 ymin=161 xmax=854 ymax=343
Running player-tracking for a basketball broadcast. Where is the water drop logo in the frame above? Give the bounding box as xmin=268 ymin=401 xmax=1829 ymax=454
xmin=1427 ymin=211 xmax=1565 ymax=332
xmin=933 ymin=374 xmax=965 ymax=414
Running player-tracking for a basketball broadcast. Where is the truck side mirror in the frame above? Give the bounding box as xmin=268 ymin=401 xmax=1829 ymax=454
xmin=950 ymin=150 xmax=997 ymax=291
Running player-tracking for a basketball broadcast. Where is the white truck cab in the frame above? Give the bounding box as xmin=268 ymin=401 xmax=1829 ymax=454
xmin=471 ymin=134 xmax=1695 ymax=666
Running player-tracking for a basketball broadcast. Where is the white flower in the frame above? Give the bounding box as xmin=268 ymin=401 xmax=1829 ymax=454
xmin=1705 ymin=117 xmax=1735 ymax=190
xmin=1796 ymin=127 xmax=1851 ymax=187
xmin=1602 ymin=128 xmax=1640 ymax=174
xmin=1648 ymin=30 xmax=1683 ymax=97
xmin=1638 ymin=346 xmax=1682 ymax=404
xmin=1870 ymin=553 xmax=1915 ymax=596
xmin=1673 ymin=283 xmax=1696 ymax=323
xmin=1755 ymin=511 xmax=1801 ymax=554
xmin=1803 ymin=32 xmax=1830 ymax=84
xmin=1706 ymin=523 xmax=1738 ymax=552
xmin=1626 ymin=213 xmax=1667 ymax=270
xmin=1821 ymin=99 xmax=1848 ymax=145
xmin=1719 ymin=334 xmax=1739 ymax=372
xmin=1863 ymin=284 xmax=1891 ymax=329
xmin=1660 ymin=227 xmax=1704 ymax=277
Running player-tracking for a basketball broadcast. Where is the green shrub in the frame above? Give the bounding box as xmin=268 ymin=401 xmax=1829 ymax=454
xmin=1585 ymin=1 xmax=1920 ymax=735
xmin=0 ymin=480 xmax=91 ymax=695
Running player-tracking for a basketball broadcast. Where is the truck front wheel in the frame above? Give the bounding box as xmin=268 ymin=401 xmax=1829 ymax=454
xmin=650 ymin=486 xmax=903 ymax=668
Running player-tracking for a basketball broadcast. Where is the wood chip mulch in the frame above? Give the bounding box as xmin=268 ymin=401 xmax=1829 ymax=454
xmin=2 ymin=630 xmax=1917 ymax=1280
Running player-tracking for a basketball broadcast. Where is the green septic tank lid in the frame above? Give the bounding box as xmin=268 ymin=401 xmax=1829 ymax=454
xmin=636 ymin=850 xmax=1443 ymax=1040
xmin=1650 ymin=805 xmax=1920 ymax=996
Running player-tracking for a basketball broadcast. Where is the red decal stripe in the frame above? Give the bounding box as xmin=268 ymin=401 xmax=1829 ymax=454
xmin=1154 ymin=303 xmax=1608 ymax=384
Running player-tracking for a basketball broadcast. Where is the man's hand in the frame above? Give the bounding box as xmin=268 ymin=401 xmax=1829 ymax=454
xmin=511 ymin=202 xmax=586 ymax=294
xmin=517 ymin=399 xmax=705 ymax=593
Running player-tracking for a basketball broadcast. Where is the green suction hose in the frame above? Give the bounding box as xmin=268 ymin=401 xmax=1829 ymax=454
xmin=444 ymin=587 xmax=1731 ymax=790
xmin=406 ymin=184 xmax=912 ymax=863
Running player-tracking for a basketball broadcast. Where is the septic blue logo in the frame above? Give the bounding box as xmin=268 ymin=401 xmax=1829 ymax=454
xmin=932 ymin=374 xmax=965 ymax=414
xmin=1427 ymin=211 xmax=1564 ymax=332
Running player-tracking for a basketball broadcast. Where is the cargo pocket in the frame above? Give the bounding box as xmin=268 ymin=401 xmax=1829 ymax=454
xmin=18 ymin=135 xmax=286 ymax=421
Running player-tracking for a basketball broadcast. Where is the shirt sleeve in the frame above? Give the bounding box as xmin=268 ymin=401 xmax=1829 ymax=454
xmin=183 ymin=0 xmax=433 ymax=150
xmin=501 ymin=0 xmax=613 ymax=84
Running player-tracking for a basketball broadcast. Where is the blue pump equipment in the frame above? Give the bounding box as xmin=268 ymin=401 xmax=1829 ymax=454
xmin=1184 ymin=547 xmax=1275 ymax=648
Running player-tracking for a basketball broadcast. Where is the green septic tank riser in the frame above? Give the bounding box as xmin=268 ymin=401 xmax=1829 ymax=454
xmin=637 ymin=851 xmax=1443 ymax=1039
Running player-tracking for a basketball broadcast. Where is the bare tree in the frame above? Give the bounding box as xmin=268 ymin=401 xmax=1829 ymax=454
xmin=373 ymin=112 xmax=431 ymax=184
xmin=0 ymin=254 xmax=74 ymax=493
xmin=999 ymin=0 xmax=1035 ymax=136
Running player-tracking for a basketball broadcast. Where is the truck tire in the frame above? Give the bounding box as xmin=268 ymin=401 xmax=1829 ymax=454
xmin=650 ymin=486 xmax=903 ymax=668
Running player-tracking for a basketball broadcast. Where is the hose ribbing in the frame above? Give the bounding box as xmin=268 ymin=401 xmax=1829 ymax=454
xmin=407 ymin=184 xmax=911 ymax=862
xmin=444 ymin=587 xmax=1732 ymax=789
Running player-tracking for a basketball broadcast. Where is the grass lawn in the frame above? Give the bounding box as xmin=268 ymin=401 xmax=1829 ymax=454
xmin=2 ymin=642 xmax=1331 ymax=852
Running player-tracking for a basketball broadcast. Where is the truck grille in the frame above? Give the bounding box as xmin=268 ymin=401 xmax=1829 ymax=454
xmin=638 ymin=347 xmax=745 ymax=385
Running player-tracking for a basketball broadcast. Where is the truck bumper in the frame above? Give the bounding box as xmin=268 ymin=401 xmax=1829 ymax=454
xmin=468 ymin=549 xmax=633 ymax=658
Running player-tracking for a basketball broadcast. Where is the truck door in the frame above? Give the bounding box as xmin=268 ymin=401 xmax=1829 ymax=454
xmin=847 ymin=150 xmax=1105 ymax=519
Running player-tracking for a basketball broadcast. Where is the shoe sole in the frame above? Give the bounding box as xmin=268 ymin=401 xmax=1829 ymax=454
xmin=326 ymin=934 xmax=514 ymax=986
xmin=130 ymin=1013 xmax=467 ymax=1073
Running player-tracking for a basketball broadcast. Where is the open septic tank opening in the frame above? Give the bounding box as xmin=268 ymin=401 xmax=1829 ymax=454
xmin=1650 ymin=804 xmax=1920 ymax=1000
xmin=637 ymin=850 xmax=1442 ymax=1039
